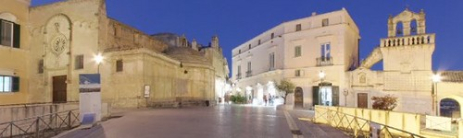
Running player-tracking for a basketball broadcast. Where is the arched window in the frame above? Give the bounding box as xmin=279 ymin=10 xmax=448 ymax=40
xmin=410 ymin=19 xmax=418 ymax=35
xmin=396 ymin=21 xmax=404 ymax=37
xmin=0 ymin=12 xmax=20 ymax=48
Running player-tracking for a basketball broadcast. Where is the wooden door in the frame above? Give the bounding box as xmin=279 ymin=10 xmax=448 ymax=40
xmin=294 ymin=87 xmax=303 ymax=108
xmin=52 ymin=76 xmax=67 ymax=103
xmin=357 ymin=93 xmax=368 ymax=108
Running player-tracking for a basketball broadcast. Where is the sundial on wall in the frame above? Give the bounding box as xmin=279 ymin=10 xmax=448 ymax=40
xmin=50 ymin=34 xmax=67 ymax=56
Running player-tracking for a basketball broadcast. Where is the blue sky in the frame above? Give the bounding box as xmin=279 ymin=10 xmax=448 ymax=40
xmin=32 ymin=0 xmax=463 ymax=72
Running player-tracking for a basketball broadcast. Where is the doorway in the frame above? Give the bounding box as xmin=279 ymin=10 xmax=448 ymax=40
xmin=440 ymin=98 xmax=460 ymax=118
xmin=294 ymin=87 xmax=303 ymax=108
xmin=52 ymin=75 xmax=67 ymax=103
xmin=357 ymin=93 xmax=368 ymax=108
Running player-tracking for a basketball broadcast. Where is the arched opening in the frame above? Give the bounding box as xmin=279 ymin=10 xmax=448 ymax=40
xmin=410 ymin=19 xmax=418 ymax=35
xmin=396 ymin=21 xmax=404 ymax=37
xmin=294 ymin=87 xmax=303 ymax=108
xmin=440 ymin=98 xmax=460 ymax=118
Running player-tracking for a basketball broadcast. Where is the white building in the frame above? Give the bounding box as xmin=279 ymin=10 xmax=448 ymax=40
xmin=231 ymin=8 xmax=360 ymax=107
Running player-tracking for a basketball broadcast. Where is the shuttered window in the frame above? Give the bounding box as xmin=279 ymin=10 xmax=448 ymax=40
xmin=75 ymin=55 xmax=84 ymax=70
xmin=116 ymin=59 xmax=123 ymax=72
xmin=0 ymin=19 xmax=20 ymax=48
xmin=0 ymin=75 xmax=19 ymax=92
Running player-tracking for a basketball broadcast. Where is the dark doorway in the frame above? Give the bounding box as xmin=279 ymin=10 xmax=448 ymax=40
xmin=294 ymin=87 xmax=303 ymax=108
xmin=52 ymin=76 xmax=67 ymax=103
xmin=357 ymin=93 xmax=368 ymax=108
xmin=440 ymin=98 xmax=460 ymax=118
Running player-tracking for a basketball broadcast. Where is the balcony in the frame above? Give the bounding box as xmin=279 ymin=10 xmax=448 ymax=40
xmin=316 ymin=57 xmax=333 ymax=66
xmin=246 ymin=71 xmax=253 ymax=77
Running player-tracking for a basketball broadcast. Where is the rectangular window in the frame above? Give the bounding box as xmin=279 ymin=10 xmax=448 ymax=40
xmin=258 ymin=39 xmax=261 ymax=45
xmin=321 ymin=43 xmax=331 ymax=58
xmin=0 ymin=75 xmax=19 ymax=92
xmin=271 ymin=33 xmax=274 ymax=39
xmin=295 ymin=46 xmax=301 ymax=57
xmin=0 ymin=20 xmax=20 ymax=48
xmin=116 ymin=59 xmax=123 ymax=72
xmin=247 ymin=62 xmax=251 ymax=71
xmin=322 ymin=18 xmax=329 ymax=27
xmin=239 ymin=49 xmax=241 ymax=54
xmin=269 ymin=52 xmax=275 ymax=70
xmin=296 ymin=24 xmax=302 ymax=31
xmin=237 ymin=65 xmax=241 ymax=74
xmin=295 ymin=70 xmax=301 ymax=77
xmin=1 ymin=20 xmax=13 ymax=46
xmin=75 ymin=55 xmax=84 ymax=70
xmin=38 ymin=59 xmax=44 ymax=74
xmin=248 ymin=44 xmax=251 ymax=49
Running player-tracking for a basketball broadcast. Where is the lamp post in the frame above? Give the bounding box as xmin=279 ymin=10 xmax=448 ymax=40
xmin=432 ymin=74 xmax=441 ymax=116
xmin=94 ymin=53 xmax=104 ymax=73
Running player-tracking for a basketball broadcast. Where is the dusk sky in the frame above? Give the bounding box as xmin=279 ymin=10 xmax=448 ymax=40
xmin=32 ymin=0 xmax=463 ymax=72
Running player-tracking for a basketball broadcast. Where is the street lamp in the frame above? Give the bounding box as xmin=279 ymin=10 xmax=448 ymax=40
xmin=94 ymin=53 xmax=104 ymax=73
xmin=432 ymin=74 xmax=441 ymax=116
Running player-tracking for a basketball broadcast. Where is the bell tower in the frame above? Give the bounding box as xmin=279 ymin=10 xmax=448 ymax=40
xmin=381 ymin=8 xmax=435 ymax=72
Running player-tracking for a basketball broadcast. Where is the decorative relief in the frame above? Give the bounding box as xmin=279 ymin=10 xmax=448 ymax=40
xmin=50 ymin=34 xmax=68 ymax=56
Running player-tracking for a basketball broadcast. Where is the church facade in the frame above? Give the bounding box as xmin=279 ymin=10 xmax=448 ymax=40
xmin=0 ymin=0 xmax=229 ymax=108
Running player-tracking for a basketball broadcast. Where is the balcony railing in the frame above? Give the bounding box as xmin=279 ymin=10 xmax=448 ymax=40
xmin=246 ymin=71 xmax=252 ymax=77
xmin=316 ymin=57 xmax=333 ymax=66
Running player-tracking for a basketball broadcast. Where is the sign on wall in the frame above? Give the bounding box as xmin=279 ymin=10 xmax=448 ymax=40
xmin=79 ymin=74 xmax=102 ymax=126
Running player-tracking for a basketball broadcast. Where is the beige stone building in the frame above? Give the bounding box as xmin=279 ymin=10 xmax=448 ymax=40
xmin=231 ymin=8 xmax=360 ymax=107
xmin=0 ymin=0 xmax=229 ymax=108
xmin=232 ymin=8 xmax=463 ymax=117
xmin=0 ymin=0 xmax=30 ymax=104
xmin=350 ymin=9 xmax=463 ymax=116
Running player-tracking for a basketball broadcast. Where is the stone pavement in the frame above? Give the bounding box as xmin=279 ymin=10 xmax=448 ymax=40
xmin=55 ymin=105 xmax=348 ymax=138
xmin=288 ymin=109 xmax=349 ymax=138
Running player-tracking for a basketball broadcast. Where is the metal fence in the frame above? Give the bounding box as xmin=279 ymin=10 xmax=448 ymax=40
xmin=0 ymin=109 xmax=80 ymax=138
xmin=314 ymin=107 xmax=425 ymax=138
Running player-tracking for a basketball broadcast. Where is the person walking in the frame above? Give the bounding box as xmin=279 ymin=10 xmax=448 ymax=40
xmin=263 ymin=95 xmax=268 ymax=106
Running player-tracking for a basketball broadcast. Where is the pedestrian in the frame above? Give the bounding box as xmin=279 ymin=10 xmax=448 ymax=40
xmin=263 ymin=95 xmax=268 ymax=106
xmin=269 ymin=95 xmax=274 ymax=106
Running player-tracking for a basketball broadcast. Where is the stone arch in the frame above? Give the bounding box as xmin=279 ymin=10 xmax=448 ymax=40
xmin=440 ymin=98 xmax=460 ymax=118
xmin=396 ymin=21 xmax=404 ymax=37
xmin=410 ymin=19 xmax=418 ymax=35
xmin=45 ymin=14 xmax=72 ymax=35
xmin=44 ymin=14 xmax=73 ymax=69
xmin=439 ymin=95 xmax=463 ymax=118
xmin=0 ymin=12 xmax=17 ymax=22
xmin=294 ymin=87 xmax=303 ymax=108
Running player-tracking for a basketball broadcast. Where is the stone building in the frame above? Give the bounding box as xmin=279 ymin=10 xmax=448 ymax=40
xmin=349 ymin=9 xmax=463 ymax=116
xmin=0 ymin=0 xmax=229 ymax=108
xmin=231 ymin=8 xmax=463 ymax=117
xmin=0 ymin=0 xmax=30 ymax=104
xmin=231 ymin=8 xmax=360 ymax=107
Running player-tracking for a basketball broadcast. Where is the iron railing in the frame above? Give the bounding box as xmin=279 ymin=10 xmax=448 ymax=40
xmin=314 ymin=108 xmax=425 ymax=138
xmin=0 ymin=109 xmax=80 ymax=138
xmin=316 ymin=57 xmax=333 ymax=66
xmin=0 ymin=101 xmax=78 ymax=107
